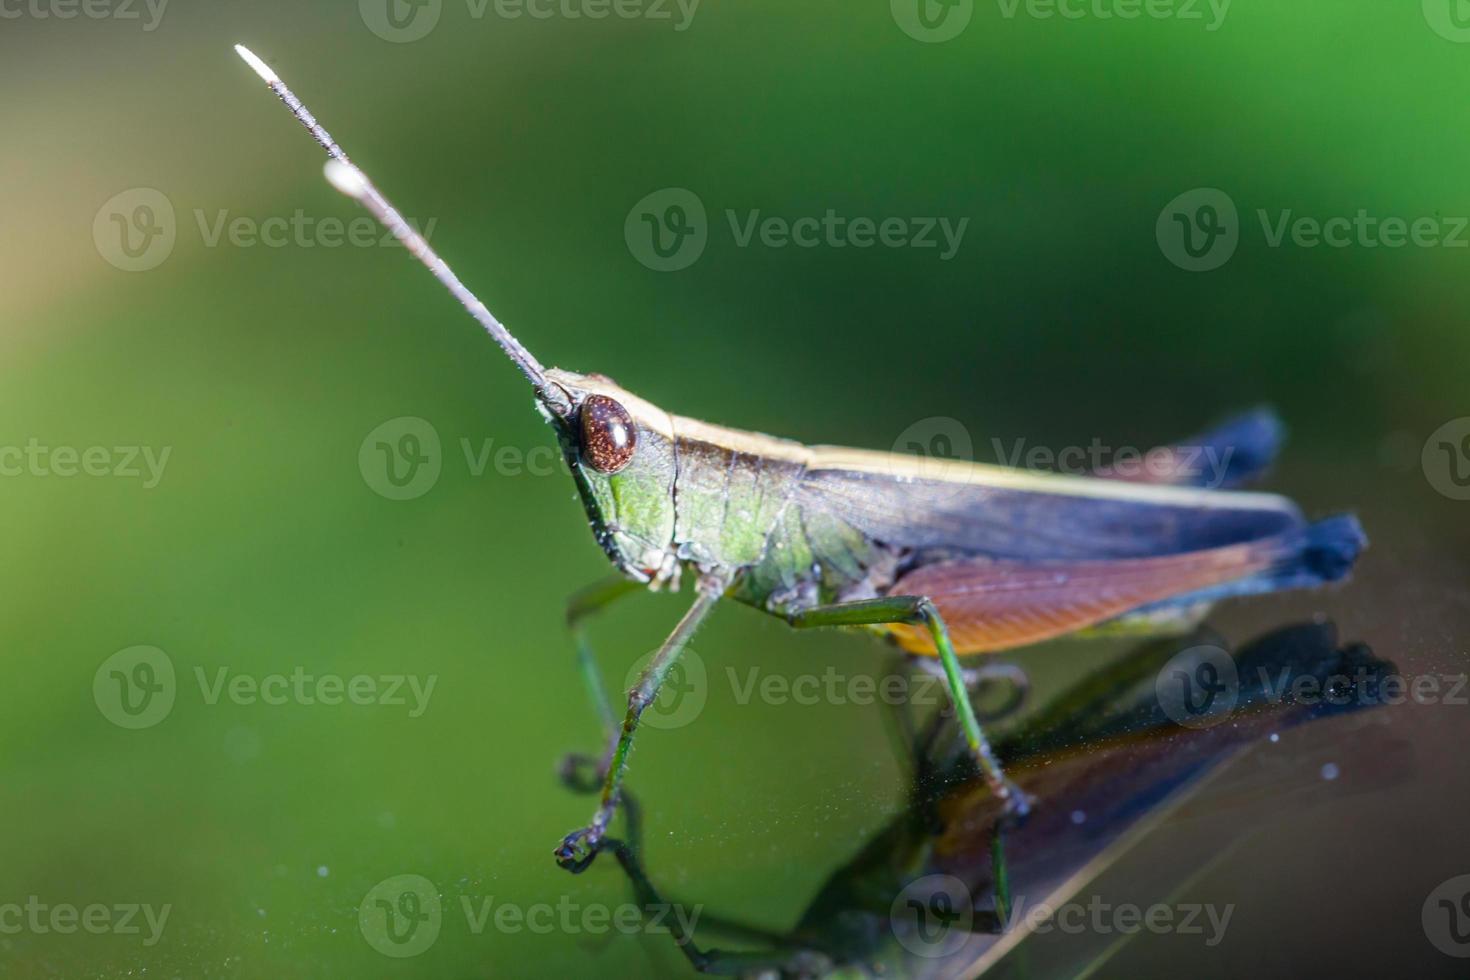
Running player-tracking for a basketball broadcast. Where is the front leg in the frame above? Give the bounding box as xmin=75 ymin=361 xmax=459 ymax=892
xmin=555 ymin=572 xmax=729 ymax=872
xmin=790 ymin=595 xmax=1030 ymax=816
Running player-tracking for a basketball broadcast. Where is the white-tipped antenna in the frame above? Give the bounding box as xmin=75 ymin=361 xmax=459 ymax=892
xmin=233 ymin=45 xmax=561 ymax=407
xmin=234 ymin=44 xmax=279 ymax=84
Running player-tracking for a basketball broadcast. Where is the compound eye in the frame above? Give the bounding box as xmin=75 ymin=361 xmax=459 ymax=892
xmin=580 ymin=395 xmax=637 ymax=474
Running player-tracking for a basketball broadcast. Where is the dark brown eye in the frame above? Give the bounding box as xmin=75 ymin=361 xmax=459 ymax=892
xmin=580 ymin=395 xmax=637 ymax=474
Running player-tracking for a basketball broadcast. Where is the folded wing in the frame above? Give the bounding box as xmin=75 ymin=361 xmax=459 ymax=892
xmin=797 ymin=447 xmax=1303 ymax=562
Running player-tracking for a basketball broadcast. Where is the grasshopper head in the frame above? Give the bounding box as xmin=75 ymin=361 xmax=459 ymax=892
xmin=540 ymin=369 xmax=681 ymax=587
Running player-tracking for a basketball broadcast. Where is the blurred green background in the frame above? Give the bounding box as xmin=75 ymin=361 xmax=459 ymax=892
xmin=2 ymin=0 xmax=1469 ymax=976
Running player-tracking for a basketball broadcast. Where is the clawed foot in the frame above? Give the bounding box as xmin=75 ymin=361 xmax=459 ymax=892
xmin=554 ymin=827 xmax=602 ymax=873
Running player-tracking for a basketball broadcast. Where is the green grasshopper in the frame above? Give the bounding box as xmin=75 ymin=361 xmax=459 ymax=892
xmin=235 ymin=46 xmax=1366 ymax=873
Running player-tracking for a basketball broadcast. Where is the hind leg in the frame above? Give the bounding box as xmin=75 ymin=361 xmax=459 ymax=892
xmin=790 ymin=595 xmax=1030 ymax=815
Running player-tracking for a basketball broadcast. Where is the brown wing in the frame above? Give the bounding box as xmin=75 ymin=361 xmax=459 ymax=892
xmin=883 ymin=533 xmax=1301 ymax=656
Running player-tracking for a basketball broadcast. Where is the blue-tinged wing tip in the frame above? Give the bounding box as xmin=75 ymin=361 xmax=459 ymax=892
xmin=1295 ymin=513 xmax=1367 ymax=583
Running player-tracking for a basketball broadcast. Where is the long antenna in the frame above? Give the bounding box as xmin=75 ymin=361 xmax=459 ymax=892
xmin=233 ymin=44 xmax=566 ymax=412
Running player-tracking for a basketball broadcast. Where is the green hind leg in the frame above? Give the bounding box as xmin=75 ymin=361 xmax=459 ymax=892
xmin=790 ymin=595 xmax=1030 ymax=816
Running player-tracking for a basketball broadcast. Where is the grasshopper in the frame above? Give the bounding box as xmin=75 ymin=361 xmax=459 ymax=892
xmin=235 ymin=46 xmax=1366 ymax=873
